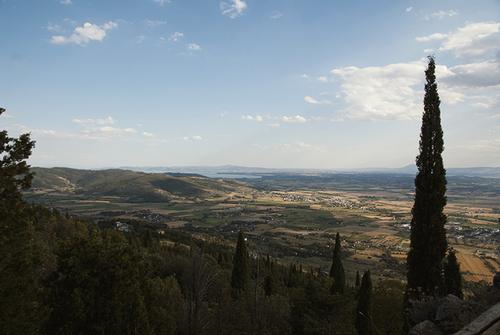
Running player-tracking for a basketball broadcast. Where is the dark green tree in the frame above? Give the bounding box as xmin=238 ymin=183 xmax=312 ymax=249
xmin=444 ymin=248 xmax=463 ymax=299
xmin=355 ymin=271 xmax=361 ymax=289
xmin=231 ymin=230 xmax=249 ymax=295
xmin=330 ymin=232 xmax=345 ymax=294
xmin=0 ymin=108 xmax=45 ymax=334
xmin=264 ymin=275 xmax=274 ymax=297
xmin=407 ymin=56 xmax=448 ymax=298
xmin=356 ymin=271 xmax=373 ymax=335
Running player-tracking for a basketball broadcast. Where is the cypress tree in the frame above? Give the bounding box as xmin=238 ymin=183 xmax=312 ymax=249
xmin=356 ymin=271 xmax=373 ymax=335
xmin=330 ymin=232 xmax=345 ymax=293
xmin=355 ymin=271 xmax=361 ymax=288
xmin=263 ymin=275 xmax=274 ymax=297
xmin=231 ymin=230 xmax=249 ymax=295
xmin=444 ymin=248 xmax=463 ymax=299
xmin=407 ymin=56 xmax=448 ymax=298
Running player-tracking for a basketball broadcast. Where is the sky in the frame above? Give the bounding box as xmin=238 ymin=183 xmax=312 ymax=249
xmin=1 ymin=0 xmax=499 ymax=169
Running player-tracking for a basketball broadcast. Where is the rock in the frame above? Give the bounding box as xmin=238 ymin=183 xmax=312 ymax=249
xmin=493 ymin=272 xmax=500 ymax=289
xmin=435 ymin=294 xmax=474 ymax=333
xmin=407 ymin=296 xmax=439 ymax=326
xmin=409 ymin=320 xmax=443 ymax=335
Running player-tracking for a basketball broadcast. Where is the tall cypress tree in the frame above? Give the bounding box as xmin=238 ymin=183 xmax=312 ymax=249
xmin=355 ymin=271 xmax=361 ymax=289
xmin=444 ymin=248 xmax=463 ymax=299
xmin=231 ymin=230 xmax=249 ymax=296
xmin=356 ymin=271 xmax=373 ymax=335
xmin=407 ymin=56 xmax=448 ymax=298
xmin=330 ymin=232 xmax=345 ymax=294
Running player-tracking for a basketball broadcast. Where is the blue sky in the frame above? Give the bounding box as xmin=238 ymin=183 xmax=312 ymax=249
xmin=1 ymin=0 xmax=499 ymax=168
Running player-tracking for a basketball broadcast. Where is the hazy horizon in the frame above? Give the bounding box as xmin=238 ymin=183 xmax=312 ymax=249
xmin=2 ymin=0 xmax=499 ymax=168
xmin=31 ymin=163 xmax=500 ymax=171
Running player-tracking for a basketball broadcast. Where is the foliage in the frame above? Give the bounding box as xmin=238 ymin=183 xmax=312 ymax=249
xmin=231 ymin=230 xmax=249 ymax=296
xmin=356 ymin=271 xmax=373 ymax=335
xmin=372 ymin=280 xmax=405 ymax=335
xmin=330 ymin=232 xmax=346 ymax=294
xmin=407 ymin=56 xmax=448 ymax=298
xmin=444 ymin=248 xmax=463 ymax=299
xmin=0 ymin=108 xmax=45 ymax=334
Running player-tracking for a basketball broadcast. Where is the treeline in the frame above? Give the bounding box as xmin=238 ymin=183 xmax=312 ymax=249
xmin=1 ymin=203 xmax=408 ymax=335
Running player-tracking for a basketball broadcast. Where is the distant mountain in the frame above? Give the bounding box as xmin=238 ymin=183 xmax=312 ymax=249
xmin=30 ymin=167 xmax=251 ymax=202
xmin=120 ymin=164 xmax=500 ymax=178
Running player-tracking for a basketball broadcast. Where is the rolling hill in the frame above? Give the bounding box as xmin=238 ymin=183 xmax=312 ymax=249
xmin=29 ymin=167 xmax=252 ymax=202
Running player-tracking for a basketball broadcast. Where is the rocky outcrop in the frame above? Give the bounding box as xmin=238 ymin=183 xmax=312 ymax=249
xmin=435 ymin=295 xmax=475 ymax=333
xmin=409 ymin=320 xmax=443 ymax=335
xmin=408 ymin=295 xmax=478 ymax=335
xmin=409 ymin=274 xmax=500 ymax=334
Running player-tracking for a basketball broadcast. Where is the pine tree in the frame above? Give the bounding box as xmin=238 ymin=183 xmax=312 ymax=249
xmin=444 ymin=248 xmax=463 ymax=298
xmin=330 ymin=232 xmax=345 ymax=293
xmin=356 ymin=271 xmax=373 ymax=335
xmin=231 ymin=230 xmax=249 ymax=295
xmin=355 ymin=271 xmax=361 ymax=288
xmin=407 ymin=56 xmax=448 ymax=298
xmin=0 ymin=108 xmax=44 ymax=334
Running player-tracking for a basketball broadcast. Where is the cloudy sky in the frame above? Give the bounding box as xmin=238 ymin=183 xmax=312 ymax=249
xmin=1 ymin=0 xmax=499 ymax=168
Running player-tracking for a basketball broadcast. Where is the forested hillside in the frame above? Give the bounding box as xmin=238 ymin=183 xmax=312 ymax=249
xmin=2 ymin=203 xmax=410 ymax=335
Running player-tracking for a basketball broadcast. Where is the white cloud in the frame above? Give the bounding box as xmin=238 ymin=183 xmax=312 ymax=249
xmin=220 ymin=0 xmax=248 ymax=19
xmin=304 ymin=95 xmax=331 ymax=105
xmin=446 ymin=61 xmax=500 ymax=88
xmin=270 ymin=11 xmax=283 ymax=20
xmin=72 ymin=116 xmax=115 ymax=125
xmin=424 ymin=10 xmax=458 ymax=20
xmin=183 ymin=135 xmax=203 ymax=141
xmin=145 ymin=19 xmax=167 ymax=27
xmin=406 ymin=7 xmax=413 ymax=13
xmin=51 ymin=21 xmax=117 ymax=45
xmin=329 ymin=55 xmax=500 ymax=119
xmin=47 ymin=23 xmax=63 ymax=32
xmin=317 ymin=76 xmax=328 ymax=83
xmin=416 ymin=33 xmax=448 ymax=43
xmin=413 ymin=22 xmax=500 ymax=110
xmin=142 ymin=132 xmax=154 ymax=137
xmin=242 ymin=115 xmax=264 ymax=122
xmin=187 ymin=43 xmax=201 ymax=51
xmin=282 ymin=115 xmax=307 ymax=123
xmin=98 ymin=126 xmax=137 ymax=135
xmin=169 ymin=31 xmax=184 ymax=42
xmin=439 ymin=21 xmax=500 ymax=58
xmin=330 ymin=60 xmax=470 ymax=119
xmin=331 ymin=61 xmax=427 ymax=120
xmin=304 ymin=96 xmax=320 ymax=104
xmin=60 ymin=0 xmax=72 ymax=5
xmin=154 ymin=0 xmax=170 ymax=6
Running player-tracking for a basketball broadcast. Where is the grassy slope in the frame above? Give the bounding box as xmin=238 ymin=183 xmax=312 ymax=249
xmin=30 ymin=167 xmax=249 ymax=202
